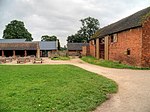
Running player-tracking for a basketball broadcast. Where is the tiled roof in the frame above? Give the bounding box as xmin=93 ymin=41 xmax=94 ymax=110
xmin=67 ymin=43 xmax=89 ymax=50
xmin=0 ymin=42 xmax=38 ymax=50
xmin=39 ymin=41 xmax=57 ymax=50
xmin=91 ymin=7 xmax=150 ymax=39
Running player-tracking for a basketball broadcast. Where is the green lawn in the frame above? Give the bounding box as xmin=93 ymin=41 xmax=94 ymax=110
xmin=0 ymin=65 xmax=117 ymax=112
xmin=81 ymin=56 xmax=150 ymax=70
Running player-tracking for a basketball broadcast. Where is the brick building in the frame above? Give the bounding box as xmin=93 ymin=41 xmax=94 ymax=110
xmin=89 ymin=7 xmax=150 ymax=67
xmin=67 ymin=43 xmax=89 ymax=56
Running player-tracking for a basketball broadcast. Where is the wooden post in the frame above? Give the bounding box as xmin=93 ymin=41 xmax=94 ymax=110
xmin=104 ymin=36 xmax=109 ymax=60
xmin=96 ymin=38 xmax=100 ymax=59
xmin=24 ymin=50 xmax=27 ymax=57
xmin=13 ymin=50 xmax=16 ymax=59
xmin=36 ymin=49 xmax=40 ymax=58
xmin=36 ymin=42 xmax=40 ymax=58
xmin=2 ymin=50 xmax=4 ymax=57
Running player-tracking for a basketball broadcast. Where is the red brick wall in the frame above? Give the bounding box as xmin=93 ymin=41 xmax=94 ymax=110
xmin=82 ymin=46 xmax=90 ymax=56
xmin=89 ymin=40 xmax=96 ymax=57
xmin=108 ymin=27 xmax=143 ymax=66
xmin=141 ymin=17 xmax=150 ymax=67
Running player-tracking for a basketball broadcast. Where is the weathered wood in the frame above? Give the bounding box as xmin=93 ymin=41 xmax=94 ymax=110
xmin=17 ymin=57 xmax=26 ymax=63
xmin=0 ymin=57 xmax=6 ymax=63
xmin=6 ymin=57 xmax=12 ymax=62
xmin=104 ymin=36 xmax=109 ymax=60
xmin=33 ymin=58 xmax=43 ymax=63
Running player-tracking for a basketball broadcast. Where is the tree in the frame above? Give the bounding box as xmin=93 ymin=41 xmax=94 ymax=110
xmin=80 ymin=17 xmax=100 ymax=42
xmin=67 ymin=34 xmax=86 ymax=43
xmin=67 ymin=17 xmax=100 ymax=43
xmin=3 ymin=20 xmax=33 ymax=41
xmin=41 ymin=35 xmax=57 ymax=41
xmin=41 ymin=35 xmax=60 ymax=50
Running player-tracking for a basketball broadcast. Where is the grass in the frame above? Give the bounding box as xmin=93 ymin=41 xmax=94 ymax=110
xmin=81 ymin=56 xmax=150 ymax=70
xmin=51 ymin=56 xmax=70 ymax=60
xmin=0 ymin=65 xmax=117 ymax=112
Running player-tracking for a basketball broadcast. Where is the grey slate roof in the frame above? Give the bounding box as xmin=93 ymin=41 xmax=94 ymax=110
xmin=39 ymin=41 xmax=57 ymax=50
xmin=92 ymin=7 xmax=150 ymax=39
xmin=67 ymin=43 xmax=89 ymax=50
xmin=0 ymin=39 xmax=26 ymax=43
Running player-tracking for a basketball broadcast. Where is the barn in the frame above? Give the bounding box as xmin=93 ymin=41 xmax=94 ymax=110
xmin=89 ymin=7 xmax=150 ymax=67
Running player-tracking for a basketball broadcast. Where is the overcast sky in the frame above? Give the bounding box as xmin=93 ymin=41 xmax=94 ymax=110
xmin=0 ymin=0 xmax=149 ymax=46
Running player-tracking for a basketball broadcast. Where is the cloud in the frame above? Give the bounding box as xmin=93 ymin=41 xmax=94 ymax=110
xmin=0 ymin=0 xmax=149 ymax=46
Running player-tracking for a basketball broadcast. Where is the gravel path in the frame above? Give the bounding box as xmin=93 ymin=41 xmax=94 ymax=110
xmin=3 ymin=58 xmax=150 ymax=112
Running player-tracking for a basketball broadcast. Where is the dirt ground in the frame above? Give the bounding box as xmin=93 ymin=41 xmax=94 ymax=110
xmin=2 ymin=58 xmax=150 ymax=112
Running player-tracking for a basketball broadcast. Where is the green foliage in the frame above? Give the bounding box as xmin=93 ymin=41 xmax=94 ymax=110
xmin=60 ymin=45 xmax=67 ymax=51
xmin=3 ymin=20 xmax=33 ymax=41
xmin=41 ymin=35 xmax=61 ymax=50
xmin=80 ymin=17 xmax=100 ymax=42
xmin=41 ymin=35 xmax=57 ymax=41
xmin=81 ymin=56 xmax=150 ymax=70
xmin=67 ymin=17 xmax=100 ymax=43
xmin=67 ymin=34 xmax=86 ymax=43
xmin=141 ymin=11 xmax=150 ymax=23
xmin=0 ymin=65 xmax=117 ymax=112
xmin=51 ymin=56 xmax=70 ymax=60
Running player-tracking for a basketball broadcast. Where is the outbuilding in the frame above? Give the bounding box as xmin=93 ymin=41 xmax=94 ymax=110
xmin=89 ymin=7 xmax=150 ymax=67
xmin=0 ymin=39 xmax=58 ymax=58
xmin=67 ymin=43 xmax=89 ymax=56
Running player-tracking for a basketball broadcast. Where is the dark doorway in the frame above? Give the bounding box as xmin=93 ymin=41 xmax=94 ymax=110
xmin=100 ymin=38 xmax=105 ymax=59
xmin=27 ymin=50 xmax=36 ymax=56
xmin=0 ymin=50 xmax=2 ymax=56
xmin=16 ymin=50 xmax=25 ymax=57
xmin=4 ymin=50 xmax=13 ymax=57
xmin=41 ymin=50 xmax=48 ymax=57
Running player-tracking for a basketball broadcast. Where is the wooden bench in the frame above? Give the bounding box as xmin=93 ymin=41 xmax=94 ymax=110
xmin=25 ymin=56 xmax=30 ymax=62
xmin=0 ymin=57 xmax=6 ymax=63
xmin=17 ymin=57 xmax=26 ymax=63
xmin=6 ymin=57 xmax=13 ymax=62
xmin=33 ymin=58 xmax=43 ymax=64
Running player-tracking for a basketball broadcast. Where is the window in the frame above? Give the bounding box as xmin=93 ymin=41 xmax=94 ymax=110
xmin=110 ymin=34 xmax=117 ymax=43
xmin=101 ymin=38 xmax=105 ymax=44
xmin=127 ymin=48 xmax=131 ymax=55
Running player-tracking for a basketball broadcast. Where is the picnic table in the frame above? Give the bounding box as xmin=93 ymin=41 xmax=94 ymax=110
xmin=25 ymin=56 xmax=30 ymax=62
xmin=0 ymin=57 xmax=6 ymax=63
xmin=17 ymin=57 xmax=26 ymax=63
xmin=33 ymin=58 xmax=43 ymax=63
xmin=6 ymin=57 xmax=13 ymax=62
